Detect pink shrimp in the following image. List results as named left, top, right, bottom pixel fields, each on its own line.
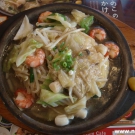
left=38, top=11, right=52, bottom=23
left=25, top=48, right=45, bottom=67
left=104, top=42, right=119, bottom=58
left=89, top=27, right=106, bottom=41
left=14, top=89, right=34, bottom=109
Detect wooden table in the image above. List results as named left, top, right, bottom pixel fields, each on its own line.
left=0, top=14, right=135, bottom=134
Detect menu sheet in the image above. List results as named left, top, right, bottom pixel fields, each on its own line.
left=82, top=0, right=124, bottom=21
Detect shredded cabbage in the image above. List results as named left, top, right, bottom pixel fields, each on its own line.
left=58, top=69, right=74, bottom=88
left=65, top=31, right=96, bottom=56
left=47, top=13, right=77, bottom=28
left=65, top=96, right=87, bottom=114
left=71, top=9, right=87, bottom=23
left=14, top=15, right=33, bottom=40
left=37, top=89, right=70, bottom=107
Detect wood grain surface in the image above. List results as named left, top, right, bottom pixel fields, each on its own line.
left=0, top=14, right=135, bottom=134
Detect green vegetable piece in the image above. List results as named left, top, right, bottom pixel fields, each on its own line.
left=64, top=47, right=68, bottom=51
left=47, top=55, right=53, bottom=61
left=41, top=78, right=53, bottom=90
left=53, top=46, right=57, bottom=51
left=59, top=14, right=66, bottom=21
left=49, top=13, right=66, bottom=21
left=36, top=100, right=49, bottom=106
left=62, top=62, right=67, bottom=68
left=38, top=89, right=69, bottom=107
left=60, top=42, right=65, bottom=48
left=67, top=61, right=72, bottom=68
left=65, top=55, right=72, bottom=62
left=50, top=13, right=66, bottom=21
left=29, top=67, right=34, bottom=83
left=53, top=54, right=63, bottom=63
left=51, top=48, right=75, bottom=71
left=47, top=13, right=66, bottom=23
left=53, top=62, right=61, bottom=70
left=80, top=15, right=94, bottom=33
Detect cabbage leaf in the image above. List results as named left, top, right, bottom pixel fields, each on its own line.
left=41, top=78, right=53, bottom=90
left=58, top=69, right=74, bottom=88
left=64, top=96, right=87, bottom=114
left=47, top=13, right=77, bottom=28
left=91, top=80, right=101, bottom=97
left=16, top=38, right=43, bottom=67
left=14, top=15, right=33, bottom=40
left=71, top=9, right=87, bottom=23
left=65, top=32, right=96, bottom=56
left=71, top=9, right=94, bottom=33
left=37, top=89, right=69, bottom=107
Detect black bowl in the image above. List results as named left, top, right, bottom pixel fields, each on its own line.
left=0, top=3, right=135, bottom=135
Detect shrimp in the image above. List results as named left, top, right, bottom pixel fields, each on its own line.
left=89, top=27, right=106, bottom=41
left=38, top=11, right=52, bottom=23
left=14, top=89, right=34, bottom=109
left=25, top=48, right=45, bottom=67
left=104, top=42, right=119, bottom=58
